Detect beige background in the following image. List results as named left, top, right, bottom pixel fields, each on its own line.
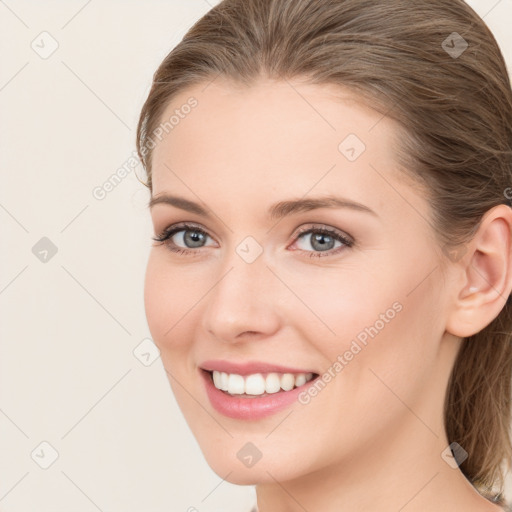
left=1, top=1, right=511, bottom=510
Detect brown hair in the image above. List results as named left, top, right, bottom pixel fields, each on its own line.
left=136, top=0, right=512, bottom=503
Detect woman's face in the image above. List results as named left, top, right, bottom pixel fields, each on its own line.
left=145, top=78, right=457, bottom=484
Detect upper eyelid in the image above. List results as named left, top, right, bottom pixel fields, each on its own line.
left=298, top=224, right=352, bottom=240
left=155, top=223, right=217, bottom=243
left=156, top=222, right=353, bottom=246
left=158, top=221, right=349, bottom=236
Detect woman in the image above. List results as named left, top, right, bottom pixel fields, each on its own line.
left=137, top=0, right=512, bottom=510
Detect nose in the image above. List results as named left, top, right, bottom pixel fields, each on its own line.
left=200, top=253, right=282, bottom=344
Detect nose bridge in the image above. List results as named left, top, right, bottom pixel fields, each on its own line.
left=201, top=244, right=280, bottom=341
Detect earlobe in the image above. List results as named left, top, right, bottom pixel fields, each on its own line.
left=446, top=204, right=512, bottom=338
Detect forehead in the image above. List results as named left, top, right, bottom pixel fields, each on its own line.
left=149, top=77, right=427, bottom=227
left=153, top=78, right=389, bottom=152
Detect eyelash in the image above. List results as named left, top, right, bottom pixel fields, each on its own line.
left=152, top=222, right=354, bottom=258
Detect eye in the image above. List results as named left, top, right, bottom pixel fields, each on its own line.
left=152, top=223, right=216, bottom=255
left=152, top=223, right=354, bottom=258
left=290, top=225, right=353, bottom=258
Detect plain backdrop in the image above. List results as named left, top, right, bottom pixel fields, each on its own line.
left=1, top=1, right=511, bottom=511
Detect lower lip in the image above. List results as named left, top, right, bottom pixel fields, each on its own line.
left=201, top=369, right=316, bottom=420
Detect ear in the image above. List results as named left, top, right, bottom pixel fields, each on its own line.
left=445, top=204, right=512, bottom=338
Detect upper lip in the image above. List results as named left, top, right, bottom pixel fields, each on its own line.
left=200, top=359, right=318, bottom=376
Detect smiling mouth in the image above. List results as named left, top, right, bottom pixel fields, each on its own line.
left=204, top=369, right=319, bottom=397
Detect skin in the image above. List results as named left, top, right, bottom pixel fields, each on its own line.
left=144, top=77, right=512, bottom=512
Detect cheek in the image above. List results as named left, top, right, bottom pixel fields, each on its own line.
left=321, top=270, right=444, bottom=425
left=143, top=251, right=202, bottom=353
left=143, top=254, right=169, bottom=342
left=276, top=261, right=398, bottom=350
left=284, top=254, right=443, bottom=392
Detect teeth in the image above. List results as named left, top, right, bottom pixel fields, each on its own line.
left=245, top=373, right=266, bottom=395
left=281, top=373, right=295, bottom=391
left=220, top=372, right=229, bottom=391
left=265, top=373, right=281, bottom=394
left=228, top=373, right=245, bottom=394
left=211, top=370, right=315, bottom=396
left=212, top=370, right=221, bottom=389
left=295, top=374, right=306, bottom=387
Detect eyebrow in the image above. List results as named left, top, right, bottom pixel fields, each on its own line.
left=148, top=194, right=378, bottom=220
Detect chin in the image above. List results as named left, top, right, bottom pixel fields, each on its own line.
left=198, top=441, right=311, bottom=486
